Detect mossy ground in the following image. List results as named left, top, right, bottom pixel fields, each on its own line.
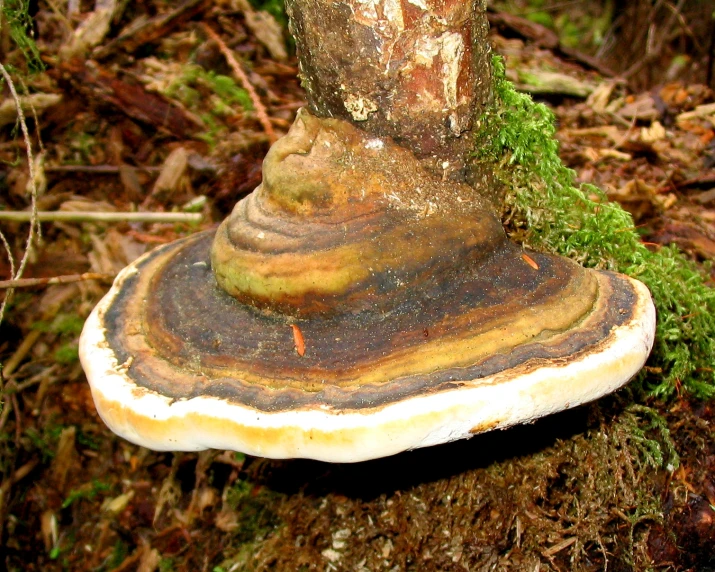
left=208, top=62, right=715, bottom=572
left=210, top=397, right=679, bottom=571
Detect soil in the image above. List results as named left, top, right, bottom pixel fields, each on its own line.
left=1, top=1, right=714, bottom=571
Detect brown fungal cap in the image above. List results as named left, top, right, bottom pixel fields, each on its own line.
left=80, top=112, right=656, bottom=463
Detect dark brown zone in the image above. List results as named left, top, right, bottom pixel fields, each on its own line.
left=150, top=233, right=575, bottom=369
left=102, top=232, right=638, bottom=412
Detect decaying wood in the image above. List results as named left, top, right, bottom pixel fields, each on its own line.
left=559, top=45, right=617, bottom=79
left=512, top=69, right=596, bottom=97
left=487, top=8, right=617, bottom=78
left=93, top=0, right=212, bottom=60
left=668, top=172, right=715, bottom=193
left=487, top=8, right=560, bottom=49
left=148, top=146, right=190, bottom=201
left=62, top=59, right=204, bottom=138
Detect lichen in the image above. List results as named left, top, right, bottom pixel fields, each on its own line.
left=477, top=55, right=715, bottom=399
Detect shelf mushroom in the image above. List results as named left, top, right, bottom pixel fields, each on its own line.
left=80, top=0, right=656, bottom=463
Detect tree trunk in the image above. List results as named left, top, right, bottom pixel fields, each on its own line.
left=286, top=0, right=492, bottom=191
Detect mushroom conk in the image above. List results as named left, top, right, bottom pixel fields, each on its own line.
left=80, top=111, right=656, bottom=463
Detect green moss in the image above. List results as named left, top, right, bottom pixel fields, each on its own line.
left=61, top=480, right=111, bottom=509
left=621, top=403, right=679, bottom=469
left=208, top=73, right=254, bottom=111
left=23, top=426, right=57, bottom=462
left=525, top=11, right=553, bottom=28
left=1, top=0, right=43, bottom=71
left=106, top=541, right=130, bottom=570
left=54, top=341, right=79, bottom=364
left=164, top=65, right=253, bottom=148
left=478, top=55, right=715, bottom=399
left=238, top=399, right=674, bottom=570
left=166, top=65, right=252, bottom=112
left=76, top=428, right=102, bottom=451
left=214, top=480, right=283, bottom=571
left=227, top=481, right=280, bottom=544
left=50, top=314, right=84, bottom=336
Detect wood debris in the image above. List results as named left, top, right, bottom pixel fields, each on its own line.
left=62, top=59, right=204, bottom=138
left=0, top=93, right=62, bottom=128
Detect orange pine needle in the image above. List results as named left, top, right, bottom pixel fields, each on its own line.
left=521, top=253, right=539, bottom=270
left=291, top=324, right=305, bottom=357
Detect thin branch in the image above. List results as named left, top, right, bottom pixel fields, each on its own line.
left=663, top=0, right=703, bottom=52
left=0, top=457, right=41, bottom=542
left=0, top=62, right=40, bottom=327
left=2, top=330, right=42, bottom=380
left=17, top=75, right=45, bottom=154
left=201, top=23, right=278, bottom=144
left=0, top=230, right=15, bottom=287
left=45, top=164, right=161, bottom=173
left=0, top=211, right=203, bottom=223
left=0, top=272, right=115, bottom=290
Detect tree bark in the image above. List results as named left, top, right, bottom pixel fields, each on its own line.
left=286, top=0, right=492, bottom=187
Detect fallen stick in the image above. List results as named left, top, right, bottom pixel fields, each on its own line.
left=45, top=164, right=161, bottom=173
left=1, top=330, right=41, bottom=380
left=62, top=59, right=204, bottom=138
left=0, top=272, right=115, bottom=290
left=202, top=23, right=278, bottom=144
left=0, top=211, right=203, bottom=223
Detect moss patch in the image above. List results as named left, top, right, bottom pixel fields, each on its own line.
left=230, top=399, right=677, bottom=571
left=478, top=56, right=715, bottom=399
left=1, top=0, right=43, bottom=71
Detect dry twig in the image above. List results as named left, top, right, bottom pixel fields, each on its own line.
left=0, top=211, right=203, bottom=223
left=0, top=272, right=115, bottom=290
left=201, top=23, right=278, bottom=144
left=0, top=458, right=41, bottom=528
left=44, top=164, right=161, bottom=173
left=2, top=330, right=42, bottom=380
left=0, top=63, right=41, bottom=327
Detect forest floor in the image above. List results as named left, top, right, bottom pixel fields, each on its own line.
left=1, top=1, right=714, bottom=571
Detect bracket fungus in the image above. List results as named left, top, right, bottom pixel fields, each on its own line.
left=80, top=0, right=656, bottom=463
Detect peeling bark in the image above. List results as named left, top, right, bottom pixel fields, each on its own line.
left=286, top=0, right=492, bottom=189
